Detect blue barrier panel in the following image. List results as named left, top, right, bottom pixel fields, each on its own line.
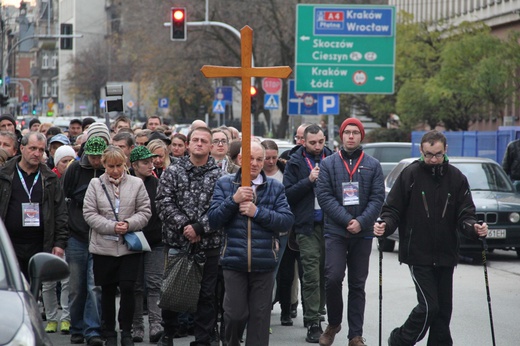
left=477, top=132, right=498, bottom=161
left=462, top=131, right=477, bottom=157
left=411, top=132, right=425, bottom=157
left=444, top=132, right=464, bottom=156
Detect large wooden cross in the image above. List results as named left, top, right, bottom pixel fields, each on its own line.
left=201, top=26, right=292, bottom=186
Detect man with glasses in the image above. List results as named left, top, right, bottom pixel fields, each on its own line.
left=283, top=124, right=334, bottom=343
left=374, top=130, right=488, bottom=346
left=210, top=129, right=239, bottom=174
left=316, top=118, right=385, bottom=346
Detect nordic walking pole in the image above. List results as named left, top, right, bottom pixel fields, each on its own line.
left=479, top=220, right=497, bottom=346
left=376, top=217, right=384, bottom=346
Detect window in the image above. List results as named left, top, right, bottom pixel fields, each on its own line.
left=42, top=81, right=49, bottom=97
left=51, top=53, right=58, bottom=69
left=51, top=81, right=58, bottom=97
left=42, top=53, right=49, bottom=69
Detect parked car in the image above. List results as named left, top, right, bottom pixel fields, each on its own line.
left=0, top=219, right=69, bottom=345
left=379, top=157, right=520, bottom=257
left=362, top=142, right=413, bottom=177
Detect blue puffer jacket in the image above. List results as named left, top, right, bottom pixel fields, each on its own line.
left=208, top=169, right=294, bottom=273
left=316, top=148, right=385, bottom=238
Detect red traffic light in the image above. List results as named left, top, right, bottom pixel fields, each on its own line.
left=250, top=86, right=258, bottom=97
left=170, top=7, right=186, bottom=41
left=173, top=9, right=184, bottom=21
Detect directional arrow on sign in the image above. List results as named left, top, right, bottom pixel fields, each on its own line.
left=300, top=36, right=310, bottom=41
left=375, top=76, right=385, bottom=81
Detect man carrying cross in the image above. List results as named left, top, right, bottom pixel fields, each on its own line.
left=208, top=141, right=294, bottom=345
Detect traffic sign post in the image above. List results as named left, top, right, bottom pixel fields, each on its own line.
left=158, top=98, right=169, bottom=109
left=287, top=80, right=339, bottom=116
left=295, top=5, right=396, bottom=94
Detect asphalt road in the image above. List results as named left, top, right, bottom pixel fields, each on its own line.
left=47, top=241, right=520, bottom=345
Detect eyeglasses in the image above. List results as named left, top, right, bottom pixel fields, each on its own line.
left=423, top=153, right=444, bottom=159
left=294, top=136, right=304, bottom=142
left=343, top=130, right=361, bottom=136
left=212, top=139, right=228, bottom=145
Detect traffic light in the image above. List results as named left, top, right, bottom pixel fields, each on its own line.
left=250, top=86, right=258, bottom=113
left=170, top=7, right=186, bottom=41
left=60, top=23, right=73, bottom=50
left=0, top=94, right=9, bottom=107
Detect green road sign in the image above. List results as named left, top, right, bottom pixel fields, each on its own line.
left=295, top=4, right=396, bottom=94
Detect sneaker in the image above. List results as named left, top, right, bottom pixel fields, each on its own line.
left=133, top=326, right=144, bottom=343
left=60, top=320, right=71, bottom=334
left=71, top=334, right=85, bottom=344
left=281, top=314, right=293, bottom=326
left=86, top=336, right=104, bottom=346
left=318, top=324, right=341, bottom=346
left=306, top=322, right=323, bottom=343
left=149, top=324, right=164, bottom=343
left=45, top=321, right=58, bottom=333
left=348, top=336, right=367, bottom=346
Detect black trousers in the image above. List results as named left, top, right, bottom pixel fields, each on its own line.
left=277, top=245, right=302, bottom=316
left=392, top=265, right=455, bottom=346
left=162, top=254, right=219, bottom=346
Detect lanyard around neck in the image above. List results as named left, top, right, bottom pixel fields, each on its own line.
left=16, top=165, right=40, bottom=203
left=338, top=151, right=364, bottom=182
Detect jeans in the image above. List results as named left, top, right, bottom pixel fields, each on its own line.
left=66, top=236, right=102, bottom=338
left=42, top=254, right=70, bottom=322
left=133, top=245, right=164, bottom=329
left=297, top=223, right=326, bottom=324
left=324, top=235, right=372, bottom=339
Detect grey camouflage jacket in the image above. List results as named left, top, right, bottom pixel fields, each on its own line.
left=156, top=156, right=223, bottom=253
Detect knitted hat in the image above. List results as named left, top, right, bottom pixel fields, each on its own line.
left=0, top=114, right=16, bottom=128
left=86, top=122, right=110, bottom=143
left=29, top=118, right=41, bottom=128
left=339, top=118, right=365, bottom=141
left=49, top=133, right=71, bottom=145
left=84, top=137, right=108, bottom=155
left=54, top=145, right=76, bottom=165
left=130, top=145, right=158, bottom=163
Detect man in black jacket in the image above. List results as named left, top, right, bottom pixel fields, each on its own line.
left=502, top=138, right=520, bottom=182
left=283, top=124, right=333, bottom=343
left=374, top=130, right=489, bottom=346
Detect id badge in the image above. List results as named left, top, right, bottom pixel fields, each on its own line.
left=342, top=182, right=360, bottom=206
left=22, top=203, right=40, bottom=227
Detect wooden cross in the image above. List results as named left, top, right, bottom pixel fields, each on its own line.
left=201, top=25, right=292, bottom=186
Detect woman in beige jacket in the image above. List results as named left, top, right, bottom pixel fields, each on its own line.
left=83, top=145, right=151, bottom=346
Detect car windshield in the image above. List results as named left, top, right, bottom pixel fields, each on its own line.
left=453, top=162, right=513, bottom=192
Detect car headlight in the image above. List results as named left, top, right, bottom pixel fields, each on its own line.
left=6, top=322, right=35, bottom=346
left=509, top=212, right=520, bottom=223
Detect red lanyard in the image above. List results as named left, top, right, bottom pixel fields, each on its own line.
left=303, top=151, right=325, bottom=171
left=338, top=151, right=364, bottom=182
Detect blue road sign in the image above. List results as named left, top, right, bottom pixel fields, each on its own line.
left=100, top=99, right=105, bottom=109
left=288, top=80, right=318, bottom=115
left=158, top=98, right=169, bottom=108
left=318, top=94, right=339, bottom=115
left=5, top=76, right=10, bottom=85
left=215, top=86, right=233, bottom=104
left=212, top=100, right=226, bottom=114
left=288, top=80, right=339, bottom=115
left=264, top=94, right=280, bottom=110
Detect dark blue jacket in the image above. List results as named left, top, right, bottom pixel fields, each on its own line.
left=316, top=148, right=385, bottom=238
left=208, top=169, right=294, bottom=273
left=283, top=145, right=334, bottom=235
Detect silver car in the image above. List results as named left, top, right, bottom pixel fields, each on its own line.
left=0, top=219, right=69, bottom=345
left=380, top=157, right=520, bottom=256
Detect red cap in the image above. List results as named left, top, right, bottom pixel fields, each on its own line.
left=339, top=118, right=365, bottom=141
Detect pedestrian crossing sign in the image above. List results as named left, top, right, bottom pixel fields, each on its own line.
left=264, top=94, right=280, bottom=110
left=212, top=100, right=226, bottom=114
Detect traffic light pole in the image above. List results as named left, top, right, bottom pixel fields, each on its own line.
left=2, top=34, right=82, bottom=95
